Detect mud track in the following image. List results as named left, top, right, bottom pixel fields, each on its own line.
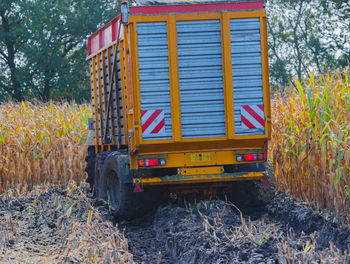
left=122, top=191, right=350, bottom=263
left=0, top=187, right=349, bottom=263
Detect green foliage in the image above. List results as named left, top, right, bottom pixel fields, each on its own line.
left=0, top=0, right=121, bottom=102
left=267, top=0, right=350, bottom=91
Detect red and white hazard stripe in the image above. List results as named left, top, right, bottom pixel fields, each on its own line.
left=141, top=109, right=165, bottom=135
left=241, top=105, right=265, bottom=129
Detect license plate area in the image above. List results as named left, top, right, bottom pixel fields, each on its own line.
left=191, top=153, right=211, bottom=162
left=185, top=152, right=216, bottom=166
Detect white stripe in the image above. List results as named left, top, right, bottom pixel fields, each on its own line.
left=251, top=105, right=264, bottom=119
left=141, top=110, right=154, bottom=126
left=241, top=108, right=263, bottom=129
left=143, top=110, right=165, bottom=135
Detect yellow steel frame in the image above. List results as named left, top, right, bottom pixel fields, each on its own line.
left=178, top=166, right=224, bottom=176
left=136, top=172, right=265, bottom=186
left=137, top=148, right=264, bottom=169
left=88, top=9, right=271, bottom=171
left=126, top=10, right=271, bottom=169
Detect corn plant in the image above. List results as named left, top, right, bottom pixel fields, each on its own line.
left=271, top=70, right=350, bottom=220
left=0, top=101, right=92, bottom=193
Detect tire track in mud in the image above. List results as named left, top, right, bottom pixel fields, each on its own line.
left=121, top=192, right=350, bottom=264
left=1, top=188, right=349, bottom=263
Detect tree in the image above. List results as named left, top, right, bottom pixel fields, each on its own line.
left=0, top=1, right=28, bottom=101
left=267, top=0, right=350, bottom=90
left=23, top=0, right=118, bottom=102
left=0, top=0, right=119, bottom=102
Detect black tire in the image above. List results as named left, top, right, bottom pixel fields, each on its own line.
left=102, top=152, right=160, bottom=221
left=85, top=146, right=96, bottom=192
left=94, top=151, right=110, bottom=200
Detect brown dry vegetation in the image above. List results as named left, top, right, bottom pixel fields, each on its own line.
left=0, top=101, right=91, bottom=193
left=271, top=70, right=350, bottom=220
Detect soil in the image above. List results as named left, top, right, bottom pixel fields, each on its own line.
left=0, top=187, right=349, bottom=263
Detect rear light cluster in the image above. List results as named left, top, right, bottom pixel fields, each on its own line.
left=236, top=153, right=264, bottom=162
left=138, top=159, right=166, bottom=167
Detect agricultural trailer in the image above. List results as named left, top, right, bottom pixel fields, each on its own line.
left=85, top=0, right=273, bottom=220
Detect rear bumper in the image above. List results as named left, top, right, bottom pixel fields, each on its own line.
left=134, top=171, right=265, bottom=186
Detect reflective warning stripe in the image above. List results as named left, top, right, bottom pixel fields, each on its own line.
left=141, top=109, right=165, bottom=135
left=241, top=105, right=265, bottom=129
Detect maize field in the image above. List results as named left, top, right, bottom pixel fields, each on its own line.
left=0, top=101, right=91, bottom=193
left=271, top=70, right=350, bottom=220
left=0, top=72, right=349, bottom=263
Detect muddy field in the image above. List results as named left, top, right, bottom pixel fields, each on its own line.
left=0, top=185, right=349, bottom=263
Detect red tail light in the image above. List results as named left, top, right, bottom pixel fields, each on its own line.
left=264, top=141, right=268, bottom=161
left=244, top=154, right=256, bottom=161
left=236, top=152, right=265, bottom=162
left=138, top=158, right=166, bottom=167
left=147, top=159, right=159, bottom=166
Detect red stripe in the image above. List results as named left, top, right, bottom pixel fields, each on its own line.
left=142, top=110, right=162, bottom=132
left=151, top=119, right=165, bottom=134
left=243, top=105, right=265, bottom=127
left=141, top=110, right=147, bottom=118
left=258, top=105, right=264, bottom=112
left=241, top=115, right=256, bottom=129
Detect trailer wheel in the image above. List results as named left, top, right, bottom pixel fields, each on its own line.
left=85, top=146, right=96, bottom=192
left=102, top=152, right=158, bottom=220
left=94, top=151, right=110, bottom=200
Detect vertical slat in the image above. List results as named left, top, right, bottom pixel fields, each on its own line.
left=231, top=18, right=264, bottom=136
left=124, top=26, right=134, bottom=151
left=119, top=40, right=129, bottom=144
left=107, top=45, right=115, bottom=145
left=136, top=22, right=173, bottom=141
left=260, top=16, right=271, bottom=139
left=97, top=53, right=104, bottom=148
left=221, top=12, right=235, bottom=139
left=167, top=15, right=181, bottom=142
left=112, top=45, right=119, bottom=144
left=177, top=20, right=226, bottom=138
left=92, top=57, right=100, bottom=146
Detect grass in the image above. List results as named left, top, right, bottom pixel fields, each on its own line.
left=0, top=101, right=91, bottom=193
left=271, top=70, right=350, bottom=220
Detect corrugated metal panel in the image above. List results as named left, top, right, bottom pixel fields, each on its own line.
left=177, top=20, right=226, bottom=138
left=137, top=22, right=172, bottom=140
left=231, top=18, right=265, bottom=135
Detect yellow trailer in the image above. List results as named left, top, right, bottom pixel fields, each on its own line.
left=85, top=1, right=273, bottom=220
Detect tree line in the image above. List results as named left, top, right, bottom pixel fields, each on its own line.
left=0, top=0, right=349, bottom=102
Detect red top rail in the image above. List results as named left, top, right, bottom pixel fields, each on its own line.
left=87, top=1, right=264, bottom=55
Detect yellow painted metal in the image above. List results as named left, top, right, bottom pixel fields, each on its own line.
left=97, top=53, right=104, bottom=150
left=260, top=16, right=272, bottom=140
left=134, top=149, right=264, bottom=169
left=106, top=47, right=115, bottom=145
left=89, top=9, right=271, bottom=174
left=175, top=12, right=221, bottom=21
left=92, top=57, right=99, bottom=147
left=136, top=172, right=264, bottom=186
left=119, top=40, right=128, bottom=144
left=178, top=166, right=224, bottom=176
left=126, top=23, right=138, bottom=169
left=128, top=10, right=270, bottom=149
left=167, top=15, right=182, bottom=142
left=221, top=12, right=235, bottom=139
left=130, top=22, right=142, bottom=149
left=129, top=15, right=169, bottom=23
